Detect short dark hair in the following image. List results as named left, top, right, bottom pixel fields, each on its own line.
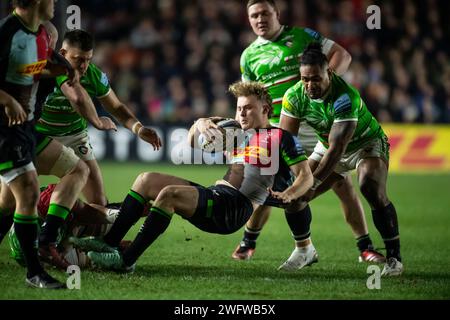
left=246, top=0, right=277, bottom=10
left=63, top=29, right=94, bottom=51
left=300, top=42, right=328, bottom=69
left=229, top=81, right=273, bottom=119
left=13, top=0, right=34, bottom=8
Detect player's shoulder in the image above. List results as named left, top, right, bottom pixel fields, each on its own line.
left=86, top=63, right=109, bottom=86
left=285, top=80, right=304, bottom=97
left=331, top=74, right=360, bottom=101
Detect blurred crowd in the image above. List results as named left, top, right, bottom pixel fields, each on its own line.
left=4, top=0, right=450, bottom=124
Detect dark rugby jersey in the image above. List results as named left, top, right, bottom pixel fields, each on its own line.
left=0, top=12, right=51, bottom=124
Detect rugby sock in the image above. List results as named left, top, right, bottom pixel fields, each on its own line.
left=122, top=206, right=172, bottom=266
left=285, top=205, right=312, bottom=242
left=0, top=209, right=13, bottom=244
left=104, top=190, right=146, bottom=248
left=371, top=202, right=401, bottom=261
left=13, top=213, right=44, bottom=277
left=39, top=203, right=70, bottom=245
left=356, top=234, right=374, bottom=252
left=241, top=226, right=261, bottom=249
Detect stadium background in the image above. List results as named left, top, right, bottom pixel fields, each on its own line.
left=1, top=0, right=449, bottom=301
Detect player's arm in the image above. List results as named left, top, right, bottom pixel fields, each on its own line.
left=60, top=80, right=117, bottom=131
left=98, top=89, right=162, bottom=150
left=326, top=42, right=352, bottom=76
left=0, top=89, right=27, bottom=126
left=279, top=113, right=300, bottom=135
left=312, top=120, right=356, bottom=186
left=270, top=160, right=313, bottom=204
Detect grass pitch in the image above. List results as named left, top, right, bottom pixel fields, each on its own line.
left=0, top=162, right=449, bottom=300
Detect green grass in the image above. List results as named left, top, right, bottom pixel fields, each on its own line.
left=1, top=162, right=450, bottom=299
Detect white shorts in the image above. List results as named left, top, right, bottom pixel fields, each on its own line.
left=53, top=131, right=95, bottom=161
left=0, top=162, right=36, bottom=185
left=310, top=136, right=390, bottom=176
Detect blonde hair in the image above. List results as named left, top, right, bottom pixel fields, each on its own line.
left=229, top=81, right=273, bottom=118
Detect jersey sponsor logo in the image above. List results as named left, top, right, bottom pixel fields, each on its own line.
left=17, top=60, right=47, bottom=75
left=78, top=145, right=89, bottom=155
left=333, top=94, right=352, bottom=115
left=100, top=72, right=109, bottom=87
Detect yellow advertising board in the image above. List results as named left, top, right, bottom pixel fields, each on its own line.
left=383, top=124, right=450, bottom=172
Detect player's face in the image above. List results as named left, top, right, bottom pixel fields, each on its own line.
left=247, top=2, right=281, bottom=39
left=236, top=95, right=269, bottom=130
left=38, top=0, right=56, bottom=21
left=300, top=64, right=331, bottom=100
left=60, top=45, right=93, bottom=76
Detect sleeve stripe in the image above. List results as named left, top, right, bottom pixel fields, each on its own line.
left=281, top=110, right=301, bottom=119
left=97, top=87, right=111, bottom=99
left=333, top=118, right=358, bottom=123
left=285, top=154, right=308, bottom=166
left=321, top=39, right=335, bottom=56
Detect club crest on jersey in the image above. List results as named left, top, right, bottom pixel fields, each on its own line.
left=17, top=60, right=47, bottom=75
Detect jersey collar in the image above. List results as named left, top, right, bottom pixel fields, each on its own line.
left=255, top=26, right=285, bottom=45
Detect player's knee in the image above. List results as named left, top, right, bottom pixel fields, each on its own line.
left=156, top=186, right=179, bottom=206
left=69, top=160, right=90, bottom=185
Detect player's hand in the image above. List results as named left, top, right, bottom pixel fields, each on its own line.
left=96, top=116, right=117, bottom=131
left=268, top=188, right=296, bottom=204
left=138, top=127, right=162, bottom=150
left=4, top=98, right=27, bottom=126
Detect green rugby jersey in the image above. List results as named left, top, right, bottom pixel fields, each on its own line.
left=35, top=63, right=111, bottom=136
left=281, top=74, right=385, bottom=152
left=240, top=26, right=334, bottom=125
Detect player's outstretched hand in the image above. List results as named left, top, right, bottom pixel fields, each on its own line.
left=138, top=127, right=162, bottom=150
left=4, top=98, right=27, bottom=126
left=268, top=188, right=295, bottom=204
left=97, top=116, right=117, bottom=131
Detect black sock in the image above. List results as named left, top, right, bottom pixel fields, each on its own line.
left=104, top=190, right=147, bottom=248
left=372, top=202, right=401, bottom=261
left=241, top=226, right=261, bottom=249
left=122, top=206, right=172, bottom=266
left=0, top=212, right=14, bottom=244
left=285, top=205, right=312, bottom=242
left=39, top=204, right=70, bottom=245
left=356, top=234, right=374, bottom=252
left=13, top=213, right=44, bottom=278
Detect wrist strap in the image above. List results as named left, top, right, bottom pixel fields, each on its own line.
left=132, top=122, right=143, bottom=135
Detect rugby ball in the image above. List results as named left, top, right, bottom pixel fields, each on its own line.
left=198, top=119, right=242, bottom=152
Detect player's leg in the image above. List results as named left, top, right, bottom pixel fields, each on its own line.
left=7, top=169, right=64, bottom=288
left=278, top=199, right=319, bottom=271
left=83, top=159, right=107, bottom=205
left=71, top=172, right=193, bottom=252
left=55, top=131, right=107, bottom=206
left=36, top=139, right=89, bottom=242
left=231, top=205, right=271, bottom=260
left=309, top=142, right=384, bottom=263
left=0, top=180, right=15, bottom=244
left=89, top=185, right=199, bottom=271
left=357, top=156, right=402, bottom=276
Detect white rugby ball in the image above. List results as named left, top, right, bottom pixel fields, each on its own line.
left=199, top=119, right=242, bottom=152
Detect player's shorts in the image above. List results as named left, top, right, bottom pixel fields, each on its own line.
left=188, top=184, right=253, bottom=235
left=298, top=122, right=319, bottom=156
left=0, top=122, right=36, bottom=184
left=53, top=130, right=95, bottom=161
left=310, top=135, right=390, bottom=176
